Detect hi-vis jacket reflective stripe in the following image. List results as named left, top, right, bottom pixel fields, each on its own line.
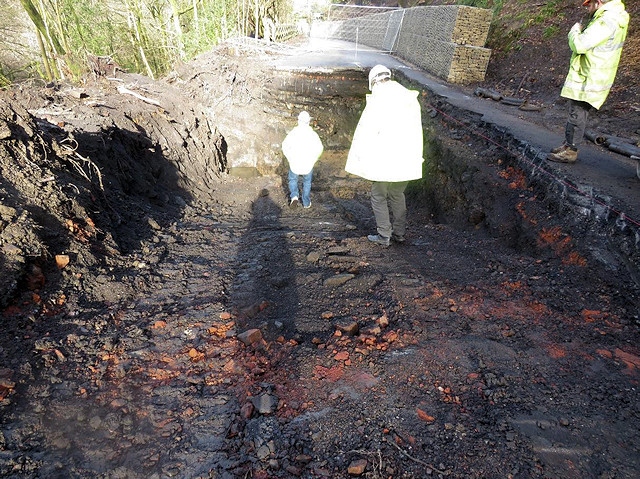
left=345, top=80, right=423, bottom=182
left=561, top=0, right=629, bottom=110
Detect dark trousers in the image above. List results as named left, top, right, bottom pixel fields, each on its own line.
left=565, top=99, right=593, bottom=148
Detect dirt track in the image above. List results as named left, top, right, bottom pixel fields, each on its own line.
left=1, top=42, right=639, bottom=478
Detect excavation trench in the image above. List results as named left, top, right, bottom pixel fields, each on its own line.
left=1, top=52, right=639, bottom=479
left=253, top=68, right=640, bottom=282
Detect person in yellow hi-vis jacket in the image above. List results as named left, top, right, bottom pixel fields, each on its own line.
left=548, top=0, right=629, bottom=164
left=345, top=65, right=423, bottom=246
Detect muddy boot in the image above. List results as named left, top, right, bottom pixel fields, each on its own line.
left=367, top=234, right=390, bottom=247
left=550, top=143, right=569, bottom=154
left=547, top=144, right=578, bottom=163
left=391, top=234, right=405, bottom=244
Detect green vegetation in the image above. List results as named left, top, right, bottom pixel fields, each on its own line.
left=532, top=0, right=564, bottom=26
left=1, top=0, right=296, bottom=84
left=456, top=0, right=504, bottom=15
left=543, top=25, right=560, bottom=40
left=483, top=0, right=566, bottom=53
left=1, top=0, right=576, bottom=85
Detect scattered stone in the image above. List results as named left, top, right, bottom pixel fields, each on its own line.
left=306, top=251, right=321, bottom=263
left=347, top=458, right=367, bottom=475
left=335, top=318, right=359, bottom=336
left=256, top=443, right=271, bottom=459
left=417, top=407, right=435, bottom=423
left=362, top=325, right=381, bottom=336
left=238, top=328, right=262, bottom=346
left=285, top=465, right=302, bottom=476
left=147, top=217, right=162, bottom=230
left=377, top=314, right=389, bottom=328
left=251, top=393, right=278, bottom=414
left=323, top=273, right=355, bottom=287
left=295, top=454, right=312, bottom=464
left=334, top=351, right=349, bottom=361
left=55, top=254, right=70, bottom=269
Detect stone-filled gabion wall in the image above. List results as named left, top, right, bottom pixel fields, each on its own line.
left=320, top=5, right=492, bottom=84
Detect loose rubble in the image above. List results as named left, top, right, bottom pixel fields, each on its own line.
left=0, top=41, right=639, bottom=479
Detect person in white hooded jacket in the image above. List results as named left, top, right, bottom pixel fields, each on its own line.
left=282, top=110, right=324, bottom=208
left=345, top=65, right=424, bottom=246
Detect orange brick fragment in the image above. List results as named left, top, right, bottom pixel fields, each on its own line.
left=416, top=407, right=435, bottom=423
left=334, top=351, right=349, bottom=361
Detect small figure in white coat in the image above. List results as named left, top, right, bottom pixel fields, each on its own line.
left=345, top=65, right=424, bottom=246
left=282, top=111, right=324, bottom=208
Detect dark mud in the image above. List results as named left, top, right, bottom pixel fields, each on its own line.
left=1, top=41, right=639, bottom=479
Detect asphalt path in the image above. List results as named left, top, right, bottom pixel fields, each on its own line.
left=273, top=38, right=640, bottom=229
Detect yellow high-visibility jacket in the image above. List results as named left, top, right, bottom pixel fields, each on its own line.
left=345, top=80, right=423, bottom=182
left=561, top=0, right=629, bottom=110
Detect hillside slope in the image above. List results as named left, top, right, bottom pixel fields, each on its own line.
left=424, top=0, right=639, bottom=138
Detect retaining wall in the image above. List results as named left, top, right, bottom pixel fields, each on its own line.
left=318, top=5, right=492, bottom=84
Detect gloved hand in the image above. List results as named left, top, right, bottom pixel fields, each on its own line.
left=571, top=22, right=582, bottom=33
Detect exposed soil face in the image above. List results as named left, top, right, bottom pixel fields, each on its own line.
left=1, top=32, right=639, bottom=479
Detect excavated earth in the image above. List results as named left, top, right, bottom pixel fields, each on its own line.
left=1, top=40, right=639, bottom=479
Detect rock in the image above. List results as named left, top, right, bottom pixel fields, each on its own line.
left=335, top=318, right=359, bottom=336
left=306, top=251, right=321, bottom=263
left=55, top=254, right=70, bottom=269
left=147, top=217, right=162, bottom=230
left=251, top=393, right=278, bottom=414
left=377, top=314, right=389, bottom=328
left=238, top=328, right=262, bottom=346
left=347, top=459, right=367, bottom=475
left=334, top=351, right=349, bottom=361
left=256, top=443, right=271, bottom=460
left=285, top=465, right=302, bottom=476
left=323, top=273, right=355, bottom=287
left=295, top=454, right=312, bottom=464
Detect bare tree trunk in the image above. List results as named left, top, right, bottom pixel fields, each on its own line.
left=35, top=28, right=53, bottom=81
left=168, top=0, right=185, bottom=60
left=50, top=0, right=70, bottom=54
left=192, top=0, right=199, bottom=32
left=124, top=0, right=155, bottom=79
left=20, top=0, right=65, bottom=79
left=254, top=0, right=258, bottom=38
